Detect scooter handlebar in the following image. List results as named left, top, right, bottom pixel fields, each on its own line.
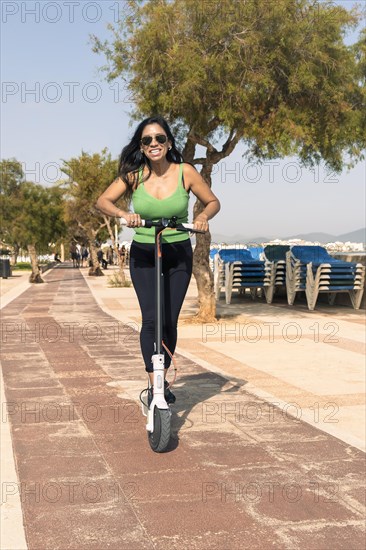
left=119, top=218, right=205, bottom=233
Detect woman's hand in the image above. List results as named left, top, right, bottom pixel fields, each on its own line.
left=193, top=213, right=209, bottom=232
left=121, top=212, right=142, bottom=227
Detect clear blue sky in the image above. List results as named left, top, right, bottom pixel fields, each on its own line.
left=1, top=0, right=365, bottom=238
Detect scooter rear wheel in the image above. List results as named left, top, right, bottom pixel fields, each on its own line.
left=148, top=406, right=171, bottom=453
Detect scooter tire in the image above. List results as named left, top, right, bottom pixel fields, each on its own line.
left=148, top=406, right=171, bottom=453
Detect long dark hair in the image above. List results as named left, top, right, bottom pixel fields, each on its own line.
left=118, top=115, right=184, bottom=198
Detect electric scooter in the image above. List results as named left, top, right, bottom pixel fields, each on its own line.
left=120, top=216, right=204, bottom=452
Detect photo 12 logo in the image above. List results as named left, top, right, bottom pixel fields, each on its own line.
left=1, top=320, right=140, bottom=344
left=201, top=321, right=340, bottom=344
left=213, top=160, right=339, bottom=185
left=2, top=400, right=141, bottom=425
left=201, top=480, right=339, bottom=504
left=2, top=480, right=139, bottom=505
left=1, top=81, right=136, bottom=104
left=1, top=2, right=130, bottom=24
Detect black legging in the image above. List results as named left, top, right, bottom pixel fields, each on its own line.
left=129, top=239, right=192, bottom=373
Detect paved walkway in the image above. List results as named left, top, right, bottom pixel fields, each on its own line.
left=1, top=264, right=365, bottom=549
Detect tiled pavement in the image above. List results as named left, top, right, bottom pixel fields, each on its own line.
left=1, top=264, right=365, bottom=549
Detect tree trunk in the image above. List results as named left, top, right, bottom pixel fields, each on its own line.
left=192, top=163, right=216, bottom=322
left=88, top=240, right=104, bottom=276
left=10, top=243, right=19, bottom=266
left=75, top=222, right=105, bottom=276
left=116, top=248, right=127, bottom=283
left=192, top=228, right=216, bottom=322
left=104, top=216, right=126, bottom=284
left=27, top=244, right=43, bottom=283
left=183, top=128, right=240, bottom=320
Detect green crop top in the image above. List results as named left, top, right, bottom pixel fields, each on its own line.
left=131, top=163, right=190, bottom=244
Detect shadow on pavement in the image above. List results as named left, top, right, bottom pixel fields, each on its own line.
left=166, top=371, right=247, bottom=452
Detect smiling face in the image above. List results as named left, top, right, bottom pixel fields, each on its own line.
left=140, top=123, right=171, bottom=162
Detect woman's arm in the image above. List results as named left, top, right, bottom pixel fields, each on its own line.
left=183, top=163, right=221, bottom=231
left=96, top=177, right=128, bottom=217
left=96, top=177, right=141, bottom=225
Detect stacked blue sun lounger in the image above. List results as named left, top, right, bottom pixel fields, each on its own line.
left=246, top=246, right=264, bottom=261
left=213, top=249, right=248, bottom=301
left=286, top=245, right=365, bottom=310
left=213, top=247, right=273, bottom=304
left=209, top=247, right=219, bottom=271
left=262, top=245, right=290, bottom=303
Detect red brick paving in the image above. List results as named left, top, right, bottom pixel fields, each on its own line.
left=1, top=265, right=365, bottom=549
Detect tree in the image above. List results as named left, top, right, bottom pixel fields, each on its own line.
left=1, top=159, right=67, bottom=281
left=92, top=0, right=365, bottom=320
left=0, top=159, right=24, bottom=264
left=352, top=27, right=366, bottom=161
left=13, top=182, right=66, bottom=282
left=61, top=150, right=128, bottom=277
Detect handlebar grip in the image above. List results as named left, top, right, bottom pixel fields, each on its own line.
left=119, top=217, right=146, bottom=227
left=176, top=222, right=205, bottom=234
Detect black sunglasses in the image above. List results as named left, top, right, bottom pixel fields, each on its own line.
left=140, top=134, right=168, bottom=146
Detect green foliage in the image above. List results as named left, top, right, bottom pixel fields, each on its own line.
left=13, top=262, right=32, bottom=270
left=0, top=158, right=24, bottom=195
left=107, top=271, right=132, bottom=287
left=351, top=27, right=366, bottom=162
left=15, top=182, right=66, bottom=252
left=0, top=159, right=24, bottom=248
left=0, top=159, right=67, bottom=252
left=61, top=149, right=121, bottom=245
left=92, top=0, right=365, bottom=171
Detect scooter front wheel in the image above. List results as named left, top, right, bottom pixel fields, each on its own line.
left=148, top=406, right=171, bottom=453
